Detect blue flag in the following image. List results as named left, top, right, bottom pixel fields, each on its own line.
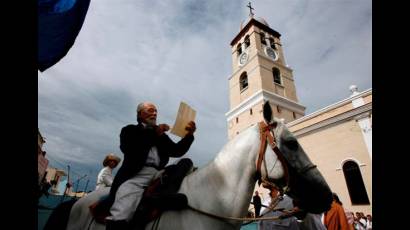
left=38, top=0, right=91, bottom=72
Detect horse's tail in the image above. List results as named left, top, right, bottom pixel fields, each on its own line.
left=44, top=199, right=78, bottom=230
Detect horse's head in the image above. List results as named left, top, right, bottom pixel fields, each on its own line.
left=260, top=101, right=332, bottom=214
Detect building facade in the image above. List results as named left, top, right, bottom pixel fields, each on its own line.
left=288, top=86, right=372, bottom=214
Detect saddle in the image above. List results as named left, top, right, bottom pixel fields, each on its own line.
left=90, top=158, right=194, bottom=227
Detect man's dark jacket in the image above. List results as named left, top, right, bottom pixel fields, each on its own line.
left=103, top=123, right=194, bottom=209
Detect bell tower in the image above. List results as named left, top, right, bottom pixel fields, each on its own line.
left=225, top=7, right=306, bottom=140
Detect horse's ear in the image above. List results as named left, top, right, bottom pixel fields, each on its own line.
left=263, top=101, right=272, bottom=123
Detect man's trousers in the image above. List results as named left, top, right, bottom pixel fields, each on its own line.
left=107, top=166, right=160, bottom=221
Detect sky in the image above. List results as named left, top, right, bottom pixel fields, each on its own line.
left=38, top=0, right=372, bottom=191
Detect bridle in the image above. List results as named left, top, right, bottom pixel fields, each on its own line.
left=256, top=121, right=318, bottom=192
left=256, top=121, right=290, bottom=194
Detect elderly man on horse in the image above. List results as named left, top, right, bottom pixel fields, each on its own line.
left=99, top=102, right=196, bottom=230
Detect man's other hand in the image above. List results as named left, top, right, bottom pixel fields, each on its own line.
left=156, top=124, right=170, bottom=136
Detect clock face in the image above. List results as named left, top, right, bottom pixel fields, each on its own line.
left=265, top=47, right=277, bottom=61
left=239, top=52, right=248, bottom=66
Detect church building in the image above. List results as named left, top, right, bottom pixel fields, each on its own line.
left=225, top=7, right=372, bottom=216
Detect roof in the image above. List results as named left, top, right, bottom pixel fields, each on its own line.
left=230, top=17, right=281, bottom=46
left=287, top=88, right=372, bottom=135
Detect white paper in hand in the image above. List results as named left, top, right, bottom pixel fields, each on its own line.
left=170, top=102, right=196, bottom=137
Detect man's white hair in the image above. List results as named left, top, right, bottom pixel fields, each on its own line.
left=136, top=102, right=146, bottom=114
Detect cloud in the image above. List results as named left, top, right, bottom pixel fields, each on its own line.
left=39, top=0, right=371, bottom=189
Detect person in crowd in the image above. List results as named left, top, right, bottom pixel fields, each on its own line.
left=353, top=212, right=367, bottom=230
left=253, top=191, right=262, bottom=217
left=258, top=183, right=300, bottom=230
left=345, top=211, right=355, bottom=230
left=95, top=154, right=121, bottom=190
left=298, top=212, right=326, bottom=230
left=324, top=193, right=350, bottom=230
left=365, top=214, right=372, bottom=230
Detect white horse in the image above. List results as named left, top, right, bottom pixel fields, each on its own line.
left=52, top=102, right=332, bottom=230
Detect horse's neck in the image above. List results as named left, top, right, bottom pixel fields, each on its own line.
left=180, top=127, right=260, bottom=218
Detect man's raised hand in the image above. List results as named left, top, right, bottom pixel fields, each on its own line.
left=185, top=121, right=196, bottom=136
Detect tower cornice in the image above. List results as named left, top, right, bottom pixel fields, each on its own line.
left=225, top=89, right=306, bottom=121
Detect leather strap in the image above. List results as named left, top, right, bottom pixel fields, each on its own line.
left=257, top=122, right=290, bottom=189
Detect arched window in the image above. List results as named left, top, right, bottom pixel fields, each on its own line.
left=237, top=44, right=242, bottom=56
left=240, top=72, right=248, bottom=91
left=244, top=35, right=250, bottom=49
left=269, top=38, right=276, bottom=50
left=342, top=161, right=370, bottom=205
left=272, top=68, right=281, bottom=85
left=260, top=33, right=266, bottom=45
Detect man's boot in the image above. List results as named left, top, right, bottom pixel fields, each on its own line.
left=105, top=219, right=129, bottom=230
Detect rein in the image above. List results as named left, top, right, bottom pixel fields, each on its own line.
left=187, top=195, right=301, bottom=223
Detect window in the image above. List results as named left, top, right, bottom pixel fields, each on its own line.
left=240, top=72, right=248, bottom=91
left=250, top=108, right=253, bottom=115
left=293, top=112, right=296, bottom=119
left=269, top=38, right=276, bottom=50
left=236, top=117, right=239, bottom=123
left=237, top=44, right=242, bottom=56
left=342, top=161, right=370, bottom=205
left=260, top=32, right=266, bottom=45
left=276, top=105, right=281, bottom=113
left=244, top=35, right=250, bottom=48
left=272, top=68, right=281, bottom=85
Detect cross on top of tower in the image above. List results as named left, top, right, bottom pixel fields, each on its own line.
left=247, top=2, right=255, bottom=17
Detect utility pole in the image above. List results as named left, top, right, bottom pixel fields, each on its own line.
left=83, top=179, right=90, bottom=197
